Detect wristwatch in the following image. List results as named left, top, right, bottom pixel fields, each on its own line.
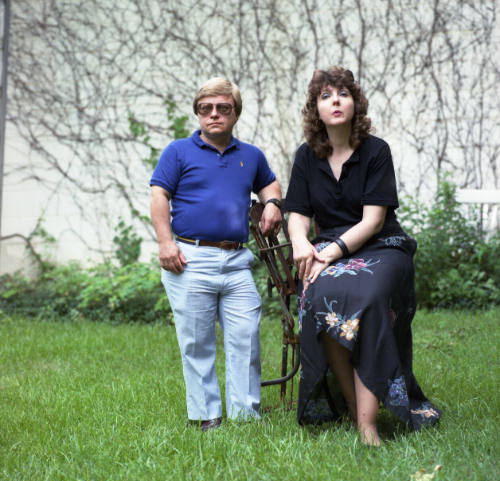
left=265, top=198, right=282, bottom=209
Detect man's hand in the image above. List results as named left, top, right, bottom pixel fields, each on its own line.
left=257, top=180, right=282, bottom=236
left=260, top=202, right=282, bottom=236
left=159, top=240, right=187, bottom=274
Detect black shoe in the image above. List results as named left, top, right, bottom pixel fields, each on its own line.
left=200, top=417, right=222, bottom=432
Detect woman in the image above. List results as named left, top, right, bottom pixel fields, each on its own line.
left=285, top=66, right=441, bottom=446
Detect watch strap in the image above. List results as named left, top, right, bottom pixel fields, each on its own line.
left=265, top=198, right=282, bottom=209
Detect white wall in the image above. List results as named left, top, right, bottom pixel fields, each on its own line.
left=1, top=0, right=499, bottom=276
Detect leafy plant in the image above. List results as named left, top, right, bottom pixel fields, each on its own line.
left=128, top=94, right=190, bottom=170
left=399, top=179, right=500, bottom=309
left=2, top=178, right=498, bottom=322
left=77, top=262, right=171, bottom=324
left=113, top=219, right=142, bottom=267
left=0, top=262, right=172, bottom=324
left=164, top=95, right=190, bottom=140
left=432, top=263, right=499, bottom=308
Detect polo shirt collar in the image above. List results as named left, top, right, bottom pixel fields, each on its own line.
left=346, top=148, right=360, bottom=164
left=318, top=147, right=360, bottom=179
left=191, top=129, right=240, bottom=152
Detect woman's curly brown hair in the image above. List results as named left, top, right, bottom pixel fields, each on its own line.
left=302, top=66, right=372, bottom=159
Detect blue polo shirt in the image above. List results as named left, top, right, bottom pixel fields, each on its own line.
left=150, top=130, right=276, bottom=242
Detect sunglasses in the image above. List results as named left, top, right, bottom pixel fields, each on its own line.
left=196, top=102, right=234, bottom=116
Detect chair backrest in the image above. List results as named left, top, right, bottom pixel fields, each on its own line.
left=249, top=202, right=297, bottom=300
left=249, top=202, right=301, bottom=396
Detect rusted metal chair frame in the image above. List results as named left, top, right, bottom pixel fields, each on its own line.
left=249, top=201, right=300, bottom=402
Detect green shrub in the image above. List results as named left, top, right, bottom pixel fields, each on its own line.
left=432, top=262, right=499, bottom=308
left=0, top=241, right=283, bottom=324
left=0, top=262, right=172, bottom=324
left=3, top=179, right=497, bottom=321
left=399, top=180, right=500, bottom=309
left=78, top=262, right=171, bottom=323
left=112, top=219, right=142, bottom=267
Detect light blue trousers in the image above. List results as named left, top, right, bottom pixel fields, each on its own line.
left=162, top=242, right=262, bottom=421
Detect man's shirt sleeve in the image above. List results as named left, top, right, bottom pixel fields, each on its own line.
left=150, top=143, right=181, bottom=194
left=252, top=149, right=276, bottom=194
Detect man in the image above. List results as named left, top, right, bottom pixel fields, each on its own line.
left=150, top=77, right=282, bottom=431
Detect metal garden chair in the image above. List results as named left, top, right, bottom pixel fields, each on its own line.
left=249, top=201, right=300, bottom=402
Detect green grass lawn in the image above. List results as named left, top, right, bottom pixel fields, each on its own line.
left=0, top=309, right=498, bottom=480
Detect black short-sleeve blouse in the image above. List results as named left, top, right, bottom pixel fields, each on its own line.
left=284, top=135, right=400, bottom=233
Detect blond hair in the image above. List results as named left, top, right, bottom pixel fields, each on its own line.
left=193, top=77, right=242, bottom=117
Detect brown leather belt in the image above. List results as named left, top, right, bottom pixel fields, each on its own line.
left=176, top=236, right=243, bottom=250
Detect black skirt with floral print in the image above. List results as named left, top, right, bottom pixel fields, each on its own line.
left=297, top=228, right=441, bottom=430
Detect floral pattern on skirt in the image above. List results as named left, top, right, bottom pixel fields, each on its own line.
left=297, top=230, right=441, bottom=430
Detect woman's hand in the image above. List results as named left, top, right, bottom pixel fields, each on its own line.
left=288, top=212, right=327, bottom=281
left=303, top=248, right=337, bottom=290
left=292, top=238, right=324, bottom=280
left=304, top=255, right=329, bottom=285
